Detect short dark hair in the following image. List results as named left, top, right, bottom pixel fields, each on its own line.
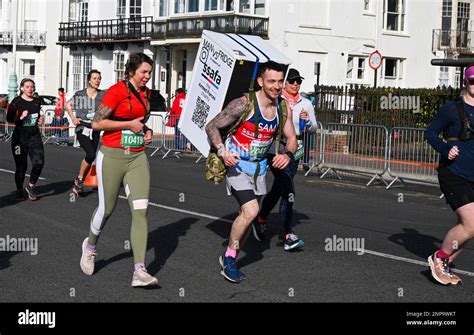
left=58, top=87, right=65, bottom=93
left=258, top=61, right=285, bottom=78
left=87, top=69, right=101, bottom=82
left=176, top=88, right=185, bottom=94
left=125, top=53, right=153, bottom=80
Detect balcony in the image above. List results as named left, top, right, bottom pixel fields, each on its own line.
left=0, top=31, right=47, bottom=47
left=152, top=14, right=269, bottom=39
left=432, top=29, right=474, bottom=54
left=58, top=16, right=155, bottom=45
left=58, top=14, right=269, bottom=46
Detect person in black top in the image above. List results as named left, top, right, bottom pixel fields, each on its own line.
left=425, top=66, right=474, bottom=286
left=6, top=78, right=44, bottom=201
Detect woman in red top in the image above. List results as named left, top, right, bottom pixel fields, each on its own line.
left=166, top=88, right=190, bottom=150
left=79, top=53, right=158, bottom=287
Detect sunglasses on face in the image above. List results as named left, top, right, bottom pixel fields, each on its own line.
left=468, top=78, right=474, bottom=85
left=288, top=78, right=302, bottom=85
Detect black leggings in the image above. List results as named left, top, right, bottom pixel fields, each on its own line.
left=76, top=129, right=100, bottom=164
left=11, top=127, right=45, bottom=190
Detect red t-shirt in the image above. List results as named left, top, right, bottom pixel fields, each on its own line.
left=100, top=81, right=149, bottom=152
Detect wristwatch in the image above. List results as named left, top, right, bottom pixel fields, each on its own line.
left=284, top=150, right=295, bottom=161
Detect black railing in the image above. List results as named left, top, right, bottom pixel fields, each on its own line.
left=0, top=31, right=47, bottom=47
left=59, top=16, right=154, bottom=43
left=154, top=14, right=269, bottom=39
left=58, top=14, right=269, bottom=44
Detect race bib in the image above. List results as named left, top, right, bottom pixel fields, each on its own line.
left=249, top=139, right=272, bottom=159
left=82, top=127, right=92, bottom=137
left=121, top=130, right=144, bottom=148
left=294, top=140, right=304, bottom=161
left=22, top=114, right=38, bottom=127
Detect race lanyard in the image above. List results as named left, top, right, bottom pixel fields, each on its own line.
left=127, top=82, right=150, bottom=123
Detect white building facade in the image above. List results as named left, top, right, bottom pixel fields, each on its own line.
left=0, top=0, right=67, bottom=96
left=3, top=0, right=473, bottom=98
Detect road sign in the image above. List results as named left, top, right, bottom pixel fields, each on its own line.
left=369, top=50, right=382, bottom=71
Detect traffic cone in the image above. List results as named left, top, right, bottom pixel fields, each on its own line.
left=83, top=164, right=98, bottom=188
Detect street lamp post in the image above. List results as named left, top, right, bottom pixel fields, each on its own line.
left=8, top=0, right=18, bottom=103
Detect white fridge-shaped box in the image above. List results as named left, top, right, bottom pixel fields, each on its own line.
left=178, top=30, right=291, bottom=157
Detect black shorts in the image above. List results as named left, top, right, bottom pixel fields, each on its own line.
left=230, top=187, right=261, bottom=207
left=438, top=166, right=474, bottom=211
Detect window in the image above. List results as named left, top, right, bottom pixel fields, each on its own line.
left=346, top=56, right=366, bottom=80
left=442, top=0, right=452, bottom=47
left=455, top=67, right=461, bottom=88
left=21, top=60, right=35, bottom=78
left=439, top=66, right=449, bottom=87
left=364, top=0, right=371, bottom=11
left=69, top=0, right=88, bottom=22
left=443, top=0, right=452, bottom=16
left=384, top=58, right=403, bottom=79
left=174, top=0, right=198, bottom=14
left=83, top=54, right=92, bottom=88
left=187, top=0, right=199, bottom=12
left=130, top=0, right=142, bottom=19
left=458, top=2, right=470, bottom=19
left=225, top=0, right=234, bottom=11
left=79, top=1, right=88, bottom=22
left=205, top=0, right=218, bottom=11
left=117, top=0, right=126, bottom=18
left=240, top=0, right=250, bottom=13
left=159, top=0, right=168, bottom=16
left=457, top=2, right=470, bottom=48
left=384, top=0, right=405, bottom=32
left=114, top=53, right=125, bottom=83
left=255, top=0, right=265, bottom=15
left=72, top=54, right=82, bottom=91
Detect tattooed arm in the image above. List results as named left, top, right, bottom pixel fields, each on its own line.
left=92, top=104, right=144, bottom=133
left=205, top=96, right=247, bottom=166
left=205, top=96, right=247, bottom=149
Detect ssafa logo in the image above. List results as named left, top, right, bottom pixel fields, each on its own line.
left=18, top=309, right=56, bottom=328
left=201, top=64, right=221, bottom=90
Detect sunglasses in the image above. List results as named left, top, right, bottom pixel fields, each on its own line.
left=468, top=78, right=474, bottom=85
left=288, top=78, right=302, bottom=85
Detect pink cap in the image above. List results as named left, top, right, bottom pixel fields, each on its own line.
left=465, top=65, right=474, bottom=79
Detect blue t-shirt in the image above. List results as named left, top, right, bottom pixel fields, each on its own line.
left=426, top=98, right=474, bottom=181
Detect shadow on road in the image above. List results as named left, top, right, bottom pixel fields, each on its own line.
left=205, top=210, right=310, bottom=269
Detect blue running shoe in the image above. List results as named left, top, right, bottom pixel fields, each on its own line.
left=284, top=233, right=304, bottom=251
left=219, top=254, right=246, bottom=283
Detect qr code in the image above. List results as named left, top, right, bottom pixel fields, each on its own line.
left=191, top=96, right=210, bottom=130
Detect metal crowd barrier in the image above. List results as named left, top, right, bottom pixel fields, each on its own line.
left=0, top=108, right=13, bottom=142
left=319, top=123, right=389, bottom=186
left=146, top=113, right=165, bottom=157
left=301, top=121, right=324, bottom=176
left=161, top=115, right=197, bottom=160
left=386, top=127, right=440, bottom=189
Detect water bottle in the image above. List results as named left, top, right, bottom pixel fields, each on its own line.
left=299, top=117, right=307, bottom=134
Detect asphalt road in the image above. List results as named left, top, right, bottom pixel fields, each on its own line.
left=0, top=141, right=473, bottom=306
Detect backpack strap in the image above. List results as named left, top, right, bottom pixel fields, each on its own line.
left=454, top=97, right=467, bottom=140
left=274, top=97, right=288, bottom=154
